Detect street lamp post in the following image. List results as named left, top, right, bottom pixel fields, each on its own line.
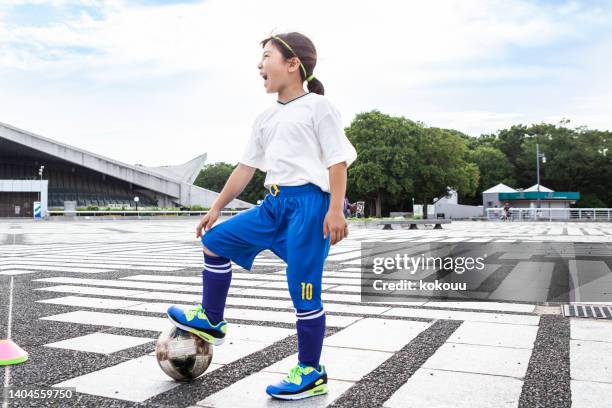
left=134, top=196, right=140, bottom=212
left=38, top=165, right=45, bottom=202
left=536, top=144, right=546, bottom=210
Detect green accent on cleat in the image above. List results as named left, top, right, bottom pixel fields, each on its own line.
left=186, top=326, right=224, bottom=345
left=309, top=384, right=328, bottom=396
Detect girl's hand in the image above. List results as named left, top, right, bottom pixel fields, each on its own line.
left=196, top=208, right=221, bottom=238
left=323, top=209, right=349, bottom=245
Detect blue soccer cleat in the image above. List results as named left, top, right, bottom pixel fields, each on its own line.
left=265, top=362, right=328, bottom=400
left=166, top=304, right=227, bottom=346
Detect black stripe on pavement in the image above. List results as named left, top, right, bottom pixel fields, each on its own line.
left=518, top=315, right=571, bottom=408
left=329, top=319, right=462, bottom=408
left=547, top=258, right=571, bottom=303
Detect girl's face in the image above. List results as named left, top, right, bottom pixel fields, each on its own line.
left=258, top=41, right=300, bottom=93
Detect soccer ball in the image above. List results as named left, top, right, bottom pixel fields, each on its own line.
left=156, top=325, right=213, bottom=381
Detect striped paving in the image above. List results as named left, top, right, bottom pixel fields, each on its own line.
left=0, top=219, right=611, bottom=407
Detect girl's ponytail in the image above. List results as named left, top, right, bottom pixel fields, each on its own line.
left=307, top=77, right=324, bottom=95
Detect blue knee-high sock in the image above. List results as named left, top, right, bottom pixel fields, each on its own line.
left=202, top=253, right=232, bottom=325
left=296, top=308, right=325, bottom=371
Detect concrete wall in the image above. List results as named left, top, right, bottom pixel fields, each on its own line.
left=482, top=192, right=501, bottom=214
left=434, top=202, right=484, bottom=219
left=0, top=179, right=49, bottom=215
left=434, top=189, right=458, bottom=205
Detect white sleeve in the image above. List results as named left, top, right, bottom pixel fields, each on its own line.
left=316, top=102, right=358, bottom=169
left=239, top=119, right=266, bottom=171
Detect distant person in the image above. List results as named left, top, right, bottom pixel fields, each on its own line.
left=343, top=195, right=351, bottom=217
left=503, top=202, right=511, bottom=221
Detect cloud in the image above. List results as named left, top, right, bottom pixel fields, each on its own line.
left=0, top=0, right=611, bottom=166
left=0, top=0, right=598, bottom=80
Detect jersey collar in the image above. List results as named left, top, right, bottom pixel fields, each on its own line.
left=277, top=92, right=312, bottom=105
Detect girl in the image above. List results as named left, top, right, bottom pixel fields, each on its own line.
left=167, top=31, right=357, bottom=401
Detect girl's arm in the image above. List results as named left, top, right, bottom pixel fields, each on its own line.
left=197, top=163, right=256, bottom=237
left=210, top=163, right=256, bottom=211
left=324, top=161, right=349, bottom=245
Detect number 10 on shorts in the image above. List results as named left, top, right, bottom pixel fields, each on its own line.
left=301, top=282, right=312, bottom=300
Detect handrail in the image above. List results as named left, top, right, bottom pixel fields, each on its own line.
left=486, top=208, right=612, bottom=221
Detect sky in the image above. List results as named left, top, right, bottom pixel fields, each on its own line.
left=1, top=0, right=611, bottom=167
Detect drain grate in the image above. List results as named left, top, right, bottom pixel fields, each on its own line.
left=563, top=304, right=612, bottom=319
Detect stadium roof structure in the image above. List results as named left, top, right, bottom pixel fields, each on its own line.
left=0, top=122, right=253, bottom=209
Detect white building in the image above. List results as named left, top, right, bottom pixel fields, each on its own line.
left=432, top=188, right=483, bottom=219
left=482, top=182, right=580, bottom=215
left=482, top=183, right=518, bottom=213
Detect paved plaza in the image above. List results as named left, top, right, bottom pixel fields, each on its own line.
left=1, top=219, right=611, bottom=407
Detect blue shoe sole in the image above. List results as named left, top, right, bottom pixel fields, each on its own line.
left=266, top=383, right=329, bottom=400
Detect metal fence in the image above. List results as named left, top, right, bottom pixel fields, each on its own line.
left=486, top=208, right=612, bottom=221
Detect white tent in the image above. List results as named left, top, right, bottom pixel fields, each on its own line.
left=482, top=183, right=518, bottom=194
left=524, top=184, right=554, bottom=192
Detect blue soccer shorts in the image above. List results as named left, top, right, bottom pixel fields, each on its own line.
left=201, top=183, right=332, bottom=310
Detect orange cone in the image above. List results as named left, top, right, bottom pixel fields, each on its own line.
left=0, top=339, right=28, bottom=366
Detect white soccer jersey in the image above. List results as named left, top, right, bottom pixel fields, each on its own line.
left=239, top=92, right=358, bottom=193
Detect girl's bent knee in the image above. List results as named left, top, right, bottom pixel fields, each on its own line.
left=202, top=244, right=218, bottom=257
left=201, top=232, right=218, bottom=257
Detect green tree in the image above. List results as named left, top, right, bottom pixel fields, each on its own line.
left=412, top=127, right=479, bottom=218
left=345, top=110, right=417, bottom=217
left=514, top=123, right=611, bottom=206
left=239, top=169, right=268, bottom=204
left=577, top=193, right=606, bottom=208
left=477, top=121, right=611, bottom=207
left=193, top=162, right=232, bottom=192
left=193, top=162, right=267, bottom=206
left=493, top=125, right=531, bottom=185
left=468, top=146, right=515, bottom=193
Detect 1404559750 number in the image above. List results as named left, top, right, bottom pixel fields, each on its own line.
left=3, top=386, right=76, bottom=400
